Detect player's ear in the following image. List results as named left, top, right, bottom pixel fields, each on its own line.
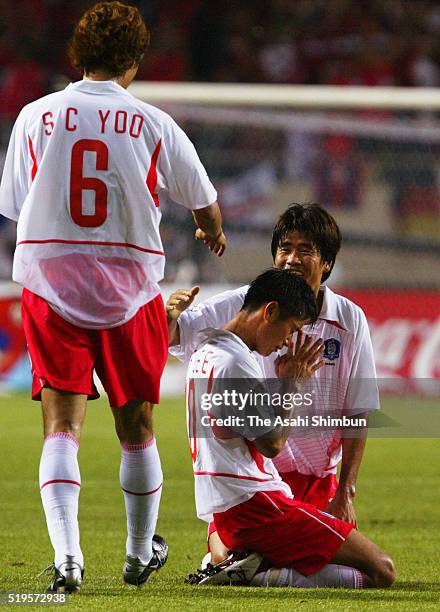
left=322, top=261, right=331, bottom=274
left=263, top=301, right=280, bottom=322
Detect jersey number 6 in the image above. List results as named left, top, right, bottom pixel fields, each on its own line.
left=70, top=139, right=108, bottom=227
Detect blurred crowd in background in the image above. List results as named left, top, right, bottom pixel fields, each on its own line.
left=1, top=0, right=439, bottom=126
left=0, top=0, right=439, bottom=285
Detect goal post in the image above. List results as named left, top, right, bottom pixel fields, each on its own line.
left=129, top=82, right=440, bottom=291
left=129, top=82, right=440, bottom=110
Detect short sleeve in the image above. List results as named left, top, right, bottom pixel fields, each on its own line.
left=159, top=117, right=217, bottom=210
left=344, top=308, right=379, bottom=415
left=170, top=286, right=248, bottom=362
left=0, top=111, right=30, bottom=221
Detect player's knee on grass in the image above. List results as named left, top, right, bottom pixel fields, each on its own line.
left=209, top=531, right=229, bottom=565
left=332, top=529, right=395, bottom=588
left=370, top=554, right=395, bottom=588
left=112, top=400, right=154, bottom=444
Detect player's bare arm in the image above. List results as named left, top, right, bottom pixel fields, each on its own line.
left=255, top=332, right=324, bottom=459
left=166, top=286, right=199, bottom=346
left=193, top=202, right=227, bottom=256
left=327, top=418, right=368, bottom=524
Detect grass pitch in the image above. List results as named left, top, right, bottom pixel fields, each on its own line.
left=0, top=393, right=439, bottom=611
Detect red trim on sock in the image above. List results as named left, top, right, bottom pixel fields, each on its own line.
left=44, top=432, right=79, bottom=447
left=40, top=479, right=81, bottom=491
left=121, top=438, right=156, bottom=451
left=121, top=482, right=162, bottom=496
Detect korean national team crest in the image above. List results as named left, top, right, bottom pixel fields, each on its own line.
left=323, top=338, right=341, bottom=361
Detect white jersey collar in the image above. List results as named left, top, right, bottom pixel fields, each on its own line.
left=196, top=327, right=253, bottom=354
left=317, top=285, right=346, bottom=330
left=66, top=79, right=132, bottom=96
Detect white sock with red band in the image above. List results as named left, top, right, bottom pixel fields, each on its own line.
left=251, top=564, right=365, bottom=588
left=120, top=438, right=163, bottom=565
left=39, top=433, right=83, bottom=568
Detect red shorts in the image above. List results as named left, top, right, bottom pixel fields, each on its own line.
left=279, top=471, right=338, bottom=511
left=207, top=472, right=339, bottom=545
left=214, top=490, right=354, bottom=576
left=21, top=289, right=168, bottom=408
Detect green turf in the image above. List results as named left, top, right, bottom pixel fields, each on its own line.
left=0, top=394, right=439, bottom=611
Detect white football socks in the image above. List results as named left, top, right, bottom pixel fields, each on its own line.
left=251, top=564, right=364, bottom=588
left=120, top=438, right=163, bottom=565
left=39, top=433, right=83, bottom=568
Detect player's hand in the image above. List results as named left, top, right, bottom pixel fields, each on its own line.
left=195, top=228, right=227, bottom=257
left=166, top=286, right=200, bottom=321
left=274, top=331, right=325, bottom=381
left=326, top=492, right=357, bottom=526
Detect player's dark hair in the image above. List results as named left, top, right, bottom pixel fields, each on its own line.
left=271, top=203, right=342, bottom=283
left=68, top=1, right=150, bottom=77
left=242, top=269, right=318, bottom=324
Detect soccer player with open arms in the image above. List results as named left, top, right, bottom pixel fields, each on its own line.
left=185, top=269, right=394, bottom=588
left=168, top=203, right=378, bottom=563
left=0, top=1, right=226, bottom=593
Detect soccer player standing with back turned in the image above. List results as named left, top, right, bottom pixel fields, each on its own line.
left=0, top=1, right=226, bottom=593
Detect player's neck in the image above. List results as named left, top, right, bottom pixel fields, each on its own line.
left=84, top=70, right=115, bottom=81
left=316, top=287, right=324, bottom=314
left=224, top=313, right=257, bottom=352
left=83, top=66, right=137, bottom=89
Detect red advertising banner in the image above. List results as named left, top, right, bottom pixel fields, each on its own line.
left=340, top=290, right=440, bottom=380
left=0, top=290, right=439, bottom=393
left=0, top=295, right=29, bottom=389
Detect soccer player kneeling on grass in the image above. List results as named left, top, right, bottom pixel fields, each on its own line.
left=186, top=269, right=395, bottom=588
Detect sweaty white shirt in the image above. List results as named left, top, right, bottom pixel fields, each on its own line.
left=187, top=328, right=292, bottom=522
left=173, top=284, right=379, bottom=478
left=0, top=80, right=217, bottom=328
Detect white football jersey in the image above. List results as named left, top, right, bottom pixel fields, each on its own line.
left=187, top=328, right=292, bottom=522
left=0, top=80, right=217, bottom=328
left=173, top=284, right=379, bottom=478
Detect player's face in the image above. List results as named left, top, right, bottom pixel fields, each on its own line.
left=274, top=231, right=330, bottom=295
left=256, top=311, right=303, bottom=356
